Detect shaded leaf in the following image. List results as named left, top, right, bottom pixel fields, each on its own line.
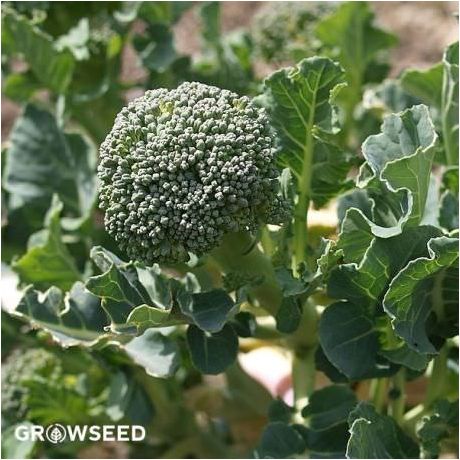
left=124, top=329, right=179, bottom=378
left=2, top=8, right=75, bottom=93
left=417, top=399, right=459, bottom=459
left=178, top=289, right=236, bottom=333
left=255, top=421, right=305, bottom=459
left=106, top=371, right=154, bottom=425
left=384, top=236, right=459, bottom=355
left=268, top=399, right=294, bottom=424
left=347, top=402, right=419, bottom=458
left=401, top=64, right=443, bottom=108
left=300, top=385, right=357, bottom=456
left=14, top=282, right=108, bottom=346
left=186, top=324, right=238, bottom=375
left=4, top=104, right=96, bottom=219
left=275, top=296, right=302, bottom=333
left=319, top=301, right=379, bottom=379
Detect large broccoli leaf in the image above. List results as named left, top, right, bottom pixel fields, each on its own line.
left=347, top=402, right=420, bottom=458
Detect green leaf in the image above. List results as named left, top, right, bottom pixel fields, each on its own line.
left=12, top=196, right=82, bottom=291
left=3, top=71, right=42, bottom=102
left=401, top=63, right=443, bottom=108
left=379, top=344, right=430, bottom=372
left=315, top=346, right=349, bottom=383
left=1, top=423, right=36, bottom=459
left=368, top=79, right=423, bottom=113
left=300, top=385, right=357, bottom=456
left=357, top=105, right=438, bottom=235
left=106, top=371, right=154, bottom=425
left=86, top=247, right=180, bottom=334
left=194, top=4, right=255, bottom=94
left=263, top=57, right=350, bottom=207
left=3, top=104, right=97, bottom=219
left=123, top=329, right=179, bottom=378
left=439, top=167, right=458, bottom=231
left=440, top=192, right=459, bottom=231
left=417, top=399, right=459, bottom=459
left=133, top=23, right=178, bottom=72
left=401, top=42, right=458, bottom=166
left=383, top=236, right=459, bottom=355
left=137, top=1, right=190, bottom=25
left=186, top=324, right=238, bottom=375
left=25, top=377, right=92, bottom=425
left=323, top=225, right=447, bottom=375
left=347, top=402, right=420, bottom=458
left=255, top=422, right=306, bottom=459
left=178, top=289, right=236, bottom=333
left=316, top=1, right=396, bottom=115
left=200, top=1, right=220, bottom=47
left=268, top=399, right=295, bottom=423
left=441, top=42, right=459, bottom=166
left=14, top=282, right=108, bottom=346
left=331, top=225, right=443, bottom=309
left=2, top=8, right=75, bottom=93
left=275, top=296, right=302, bottom=334
left=319, top=301, right=379, bottom=379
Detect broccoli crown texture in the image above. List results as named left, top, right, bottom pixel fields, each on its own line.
left=98, top=82, right=285, bottom=264
left=1, top=348, right=61, bottom=422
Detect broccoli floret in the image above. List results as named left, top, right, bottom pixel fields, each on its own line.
left=1, top=348, right=61, bottom=423
left=252, top=2, right=335, bottom=63
left=98, top=82, right=286, bottom=264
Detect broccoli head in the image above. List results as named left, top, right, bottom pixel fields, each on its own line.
left=98, top=82, right=286, bottom=264
left=1, top=348, right=61, bottom=422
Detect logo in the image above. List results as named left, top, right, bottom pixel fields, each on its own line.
left=46, top=424, right=66, bottom=444
left=14, top=424, right=146, bottom=443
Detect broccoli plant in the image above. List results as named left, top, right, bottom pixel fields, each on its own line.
left=1, top=2, right=458, bottom=459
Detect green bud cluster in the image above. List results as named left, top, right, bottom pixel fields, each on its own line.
left=252, top=2, right=334, bottom=63
left=222, top=271, right=264, bottom=293
left=98, top=82, right=285, bottom=264
left=1, top=348, right=61, bottom=422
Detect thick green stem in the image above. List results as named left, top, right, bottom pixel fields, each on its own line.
left=425, top=345, right=449, bottom=407
left=293, top=126, right=314, bottom=270
left=370, top=378, right=388, bottom=414
left=403, top=345, right=450, bottom=434
left=211, top=231, right=282, bottom=316
left=403, top=404, right=426, bottom=434
left=389, top=369, right=406, bottom=424
left=289, top=300, right=319, bottom=409
left=292, top=346, right=316, bottom=411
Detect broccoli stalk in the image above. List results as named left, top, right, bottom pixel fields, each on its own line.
left=211, top=230, right=282, bottom=316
